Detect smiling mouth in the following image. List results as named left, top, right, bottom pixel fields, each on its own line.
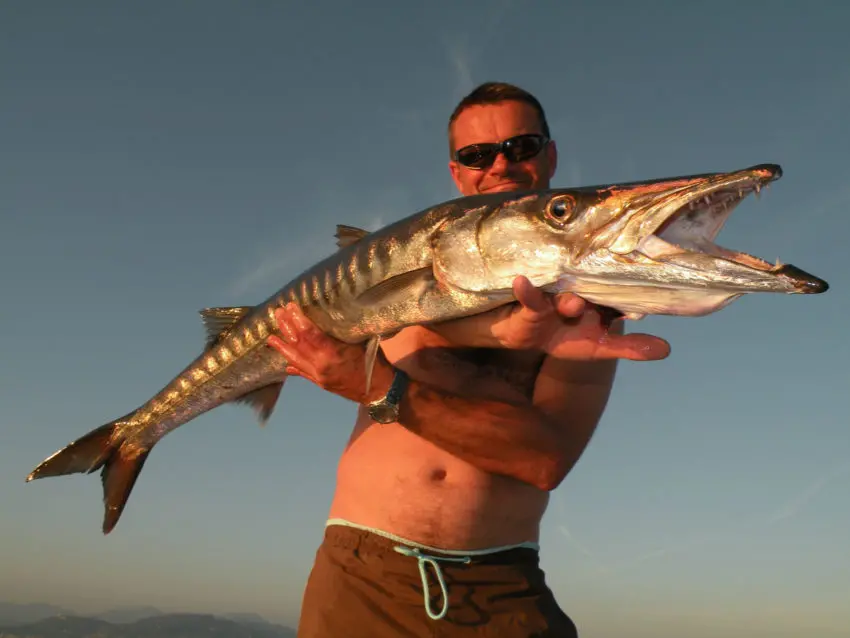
left=484, top=181, right=529, bottom=193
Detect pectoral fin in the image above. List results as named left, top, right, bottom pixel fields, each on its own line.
left=355, top=267, right=436, bottom=308
left=363, top=337, right=381, bottom=396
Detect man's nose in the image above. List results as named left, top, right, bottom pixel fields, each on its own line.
left=488, top=151, right=510, bottom=174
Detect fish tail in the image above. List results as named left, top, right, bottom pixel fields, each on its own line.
left=26, top=415, right=151, bottom=534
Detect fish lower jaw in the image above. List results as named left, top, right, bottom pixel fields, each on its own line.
left=639, top=233, right=783, bottom=273
left=557, top=274, right=745, bottom=318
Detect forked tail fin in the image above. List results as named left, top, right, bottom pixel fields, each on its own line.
left=26, top=416, right=151, bottom=534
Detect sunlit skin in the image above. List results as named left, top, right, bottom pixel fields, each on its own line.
left=267, top=100, right=670, bottom=552
left=448, top=101, right=557, bottom=194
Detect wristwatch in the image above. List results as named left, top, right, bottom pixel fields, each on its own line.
left=367, top=368, right=409, bottom=424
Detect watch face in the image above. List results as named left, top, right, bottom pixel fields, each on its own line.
left=370, top=403, right=398, bottom=424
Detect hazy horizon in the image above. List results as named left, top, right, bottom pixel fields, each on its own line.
left=2, top=2, right=848, bottom=637
left=0, top=601, right=285, bottom=624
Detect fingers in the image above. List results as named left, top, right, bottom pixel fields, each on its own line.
left=276, top=309, right=300, bottom=343
left=553, top=293, right=586, bottom=319
left=268, top=304, right=318, bottom=376
left=285, top=302, right=312, bottom=333
left=513, top=275, right=587, bottom=319
left=594, top=334, right=671, bottom=361
left=580, top=307, right=670, bottom=361
left=512, top=276, right=551, bottom=313
left=546, top=330, right=671, bottom=362
left=266, top=334, right=309, bottom=378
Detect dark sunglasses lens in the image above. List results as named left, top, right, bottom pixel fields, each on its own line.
left=503, top=135, right=545, bottom=162
left=456, top=144, right=498, bottom=168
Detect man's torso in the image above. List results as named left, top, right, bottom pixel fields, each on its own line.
left=327, top=325, right=552, bottom=550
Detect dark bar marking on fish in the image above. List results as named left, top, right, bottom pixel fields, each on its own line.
left=311, top=274, right=320, bottom=301
left=323, top=269, right=334, bottom=301
left=253, top=316, right=270, bottom=341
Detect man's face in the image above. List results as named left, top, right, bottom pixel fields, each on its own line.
left=448, top=100, right=558, bottom=196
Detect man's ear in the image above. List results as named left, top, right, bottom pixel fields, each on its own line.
left=546, top=140, right=558, bottom=179
left=448, top=160, right=464, bottom=191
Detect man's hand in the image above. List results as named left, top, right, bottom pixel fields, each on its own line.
left=267, top=304, right=394, bottom=405
left=431, top=276, right=671, bottom=362
left=507, top=276, right=670, bottom=361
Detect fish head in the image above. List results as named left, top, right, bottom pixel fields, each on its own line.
left=433, top=164, right=829, bottom=318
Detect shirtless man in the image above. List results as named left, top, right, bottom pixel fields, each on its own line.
left=268, top=82, right=670, bottom=637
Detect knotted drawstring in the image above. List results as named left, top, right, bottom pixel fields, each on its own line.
left=324, top=518, right=539, bottom=622
left=393, top=545, right=471, bottom=620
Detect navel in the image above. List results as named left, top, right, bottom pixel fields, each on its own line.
left=430, top=468, right=447, bottom=482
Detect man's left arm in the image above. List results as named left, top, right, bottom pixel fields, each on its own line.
left=528, top=321, right=623, bottom=488
left=391, top=318, right=624, bottom=491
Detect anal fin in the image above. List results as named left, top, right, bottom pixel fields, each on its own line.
left=232, top=380, right=286, bottom=426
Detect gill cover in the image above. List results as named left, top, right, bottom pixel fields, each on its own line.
left=432, top=196, right=572, bottom=293
left=431, top=204, right=496, bottom=292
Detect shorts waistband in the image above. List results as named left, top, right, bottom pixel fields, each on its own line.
left=325, top=517, right=540, bottom=556
left=324, top=518, right=540, bottom=622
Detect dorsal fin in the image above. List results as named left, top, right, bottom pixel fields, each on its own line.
left=335, top=224, right=370, bottom=249
left=198, top=306, right=253, bottom=349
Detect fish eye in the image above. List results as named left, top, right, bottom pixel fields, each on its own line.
left=545, top=195, right=576, bottom=225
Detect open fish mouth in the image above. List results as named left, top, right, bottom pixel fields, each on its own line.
left=636, top=164, right=827, bottom=294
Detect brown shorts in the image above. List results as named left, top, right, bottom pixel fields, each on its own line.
left=296, top=523, right=579, bottom=637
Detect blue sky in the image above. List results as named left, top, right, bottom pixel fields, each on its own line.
left=1, top=2, right=848, bottom=636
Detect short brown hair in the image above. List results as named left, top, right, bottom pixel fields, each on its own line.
left=447, top=82, right=551, bottom=156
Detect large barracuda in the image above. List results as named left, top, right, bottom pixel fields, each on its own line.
left=27, top=163, right=828, bottom=533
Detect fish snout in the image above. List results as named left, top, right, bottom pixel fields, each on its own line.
left=748, top=163, right=783, bottom=182
left=776, top=264, right=829, bottom=294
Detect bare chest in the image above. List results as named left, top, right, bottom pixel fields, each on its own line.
left=381, top=328, right=544, bottom=402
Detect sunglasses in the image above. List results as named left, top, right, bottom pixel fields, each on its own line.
left=453, top=133, right=550, bottom=170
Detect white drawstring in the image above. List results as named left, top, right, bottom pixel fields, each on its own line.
left=393, top=545, right=471, bottom=620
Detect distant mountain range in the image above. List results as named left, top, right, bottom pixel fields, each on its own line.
left=0, top=603, right=297, bottom=638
